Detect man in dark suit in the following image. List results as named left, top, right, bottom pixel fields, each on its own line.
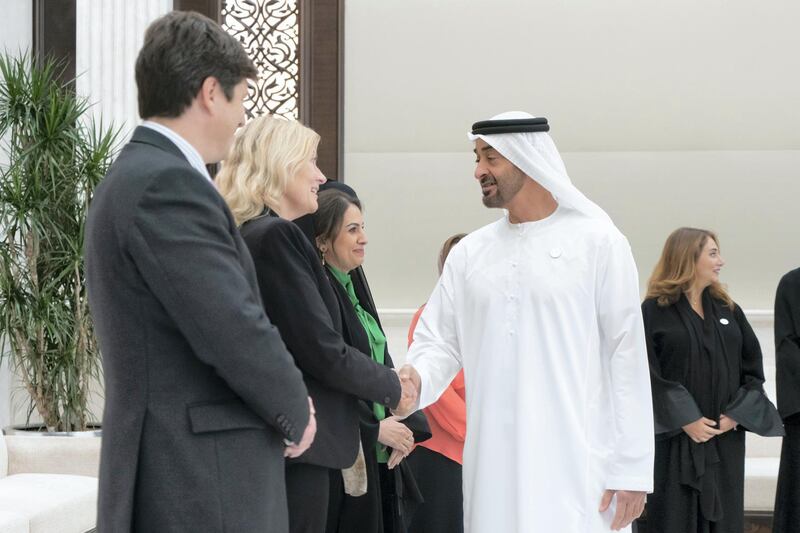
left=84, top=11, right=315, bottom=533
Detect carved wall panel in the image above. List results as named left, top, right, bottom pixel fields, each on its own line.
left=222, top=0, right=300, bottom=120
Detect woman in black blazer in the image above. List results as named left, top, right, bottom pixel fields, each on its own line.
left=642, top=227, right=783, bottom=533
left=216, top=116, right=412, bottom=533
left=310, top=187, right=430, bottom=533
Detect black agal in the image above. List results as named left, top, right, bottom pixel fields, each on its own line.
left=470, top=117, right=549, bottom=135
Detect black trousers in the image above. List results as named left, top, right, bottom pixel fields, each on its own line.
left=406, top=446, right=463, bottom=533
left=286, top=462, right=330, bottom=533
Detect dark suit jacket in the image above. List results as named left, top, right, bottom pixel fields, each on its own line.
left=239, top=213, right=402, bottom=469
left=85, top=127, right=310, bottom=533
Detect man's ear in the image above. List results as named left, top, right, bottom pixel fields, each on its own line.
left=197, top=76, right=220, bottom=114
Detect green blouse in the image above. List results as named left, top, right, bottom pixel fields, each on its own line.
left=328, top=265, right=390, bottom=463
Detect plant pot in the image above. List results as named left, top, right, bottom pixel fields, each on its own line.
left=2, top=424, right=101, bottom=437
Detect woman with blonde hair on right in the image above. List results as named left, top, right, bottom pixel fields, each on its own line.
left=642, top=227, right=783, bottom=533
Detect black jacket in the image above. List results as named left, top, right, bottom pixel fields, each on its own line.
left=240, top=213, right=402, bottom=469
left=776, top=267, right=800, bottom=423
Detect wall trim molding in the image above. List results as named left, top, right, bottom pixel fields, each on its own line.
left=379, top=308, right=775, bottom=320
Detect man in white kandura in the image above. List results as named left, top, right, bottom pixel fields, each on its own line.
left=397, top=112, right=655, bottom=532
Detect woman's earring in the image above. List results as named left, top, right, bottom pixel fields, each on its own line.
left=319, top=247, right=326, bottom=266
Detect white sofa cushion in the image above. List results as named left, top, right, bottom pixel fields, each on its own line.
left=4, top=436, right=100, bottom=478
left=0, top=509, right=28, bottom=533
left=744, top=457, right=780, bottom=511
left=746, top=432, right=782, bottom=458
left=0, top=473, right=97, bottom=533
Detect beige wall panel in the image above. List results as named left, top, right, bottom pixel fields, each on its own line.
left=345, top=0, right=800, bottom=153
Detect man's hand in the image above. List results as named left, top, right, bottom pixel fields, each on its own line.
left=284, top=397, right=316, bottom=458
left=682, top=416, right=723, bottom=443
left=599, top=489, right=646, bottom=531
left=392, top=365, right=421, bottom=417
left=718, top=414, right=738, bottom=433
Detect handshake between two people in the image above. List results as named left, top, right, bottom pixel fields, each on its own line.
left=392, top=364, right=422, bottom=418
left=284, top=365, right=421, bottom=459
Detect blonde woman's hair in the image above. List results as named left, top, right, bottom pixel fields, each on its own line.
left=216, top=115, right=320, bottom=226
left=646, top=227, right=733, bottom=308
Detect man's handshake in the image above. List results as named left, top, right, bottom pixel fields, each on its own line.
left=392, top=364, right=422, bottom=417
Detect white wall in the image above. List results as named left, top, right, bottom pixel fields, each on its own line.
left=343, top=0, right=800, bottom=312
left=0, top=1, right=32, bottom=58
left=0, top=0, right=33, bottom=430
left=76, top=0, right=173, bottom=138
left=346, top=1, right=800, bottom=154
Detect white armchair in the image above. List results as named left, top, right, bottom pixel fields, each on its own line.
left=0, top=434, right=99, bottom=533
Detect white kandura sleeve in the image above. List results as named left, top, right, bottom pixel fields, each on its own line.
left=596, top=234, right=655, bottom=493
left=407, top=249, right=464, bottom=410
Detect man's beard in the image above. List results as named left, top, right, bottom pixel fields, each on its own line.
left=482, top=182, right=505, bottom=208
left=480, top=170, right=527, bottom=208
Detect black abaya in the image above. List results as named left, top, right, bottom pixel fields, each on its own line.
left=642, top=291, right=783, bottom=533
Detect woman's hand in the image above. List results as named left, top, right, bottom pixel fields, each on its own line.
left=378, top=416, right=414, bottom=455
left=387, top=448, right=406, bottom=469
left=718, top=414, right=739, bottom=433
left=682, top=416, right=723, bottom=443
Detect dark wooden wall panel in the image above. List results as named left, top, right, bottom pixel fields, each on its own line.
left=174, top=0, right=222, bottom=22
left=300, top=0, right=343, bottom=181
left=33, top=0, right=77, bottom=85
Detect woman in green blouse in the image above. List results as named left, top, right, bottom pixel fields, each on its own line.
left=313, top=187, right=430, bottom=533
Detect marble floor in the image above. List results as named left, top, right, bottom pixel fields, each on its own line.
left=635, top=512, right=773, bottom=533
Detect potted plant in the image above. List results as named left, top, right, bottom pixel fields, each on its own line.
left=0, top=52, right=118, bottom=433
